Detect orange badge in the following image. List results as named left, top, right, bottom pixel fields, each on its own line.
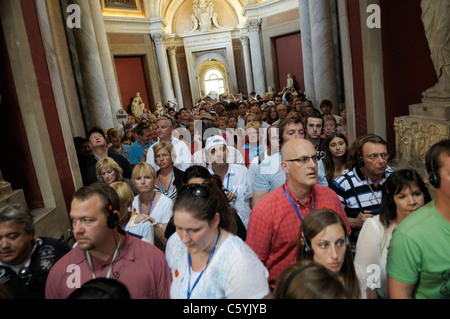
left=174, top=269, right=179, bottom=278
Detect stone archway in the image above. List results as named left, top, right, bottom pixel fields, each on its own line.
left=198, top=60, right=229, bottom=100
left=182, top=31, right=238, bottom=103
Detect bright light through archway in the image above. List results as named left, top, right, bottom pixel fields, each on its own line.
left=204, top=69, right=225, bottom=95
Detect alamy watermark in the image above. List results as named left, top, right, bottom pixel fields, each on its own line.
left=66, top=4, right=81, bottom=29
left=366, top=4, right=381, bottom=29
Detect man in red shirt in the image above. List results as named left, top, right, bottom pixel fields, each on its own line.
left=45, top=183, right=171, bottom=299
left=246, top=138, right=350, bottom=289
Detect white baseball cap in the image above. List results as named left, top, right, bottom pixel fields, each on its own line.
left=205, top=135, right=227, bottom=153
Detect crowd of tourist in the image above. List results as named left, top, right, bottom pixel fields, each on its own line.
left=1, top=88, right=449, bottom=300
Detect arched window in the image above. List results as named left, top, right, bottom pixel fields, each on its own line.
left=204, top=69, right=225, bottom=95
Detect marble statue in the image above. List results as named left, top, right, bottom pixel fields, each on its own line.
left=190, top=0, right=225, bottom=33
left=155, top=102, right=164, bottom=117
left=421, top=0, right=450, bottom=103
left=131, top=92, right=145, bottom=121
left=286, top=74, right=294, bottom=89
left=0, top=169, right=12, bottom=199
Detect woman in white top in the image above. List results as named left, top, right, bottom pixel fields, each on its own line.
left=354, top=169, right=431, bottom=299
left=166, top=182, right=269, bottom=299
left=131, top=162, right=173, bottom=250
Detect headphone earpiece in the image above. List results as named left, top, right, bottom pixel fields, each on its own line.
left=92, top=184, right=119, bottom=229
left=429, top=158, right=440, bottom=188
left=300, top=224, right=313, bottom=257
left=300, top=223, right=350, bottom=258
left=107, top=210, right=119, bottom=229
left=357, top=150, right=365, bottom=168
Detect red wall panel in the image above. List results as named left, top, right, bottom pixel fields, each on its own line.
left=114, top=56, right=150, bottom=115
left=274, top=32, right=305, bottom=93
left=379, top=0, right=437, bottom=157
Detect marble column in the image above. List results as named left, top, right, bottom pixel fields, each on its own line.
left=240, top=36, right=254, bottom=96
left=71, top=0, right=114, bottom=129
left=308, top=0, right=338, bottom=109
left=167, top=46, right=184, bottom=110
left=246, top=19, right=266, bottom=97
left=298, top=0, right=315, bottom=103
left=151, top=32, right=176, bottom=106
left=89, top=0, right=122, bottom=127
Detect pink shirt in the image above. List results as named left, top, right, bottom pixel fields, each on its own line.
left=246, top=183, right=350, bottom=288
left=45, top=234, right=171, bottom=299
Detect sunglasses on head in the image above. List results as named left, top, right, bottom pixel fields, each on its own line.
left=178, top=183, right=211, bottom=198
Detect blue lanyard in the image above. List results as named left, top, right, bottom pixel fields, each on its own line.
left=159, top=170, right=174, bottom=195
left=226, top=173, right=231, bottom=190
left=187, top=228, right=221, bottom=299
left=139, top=193, right=156, bottom=216
left=283, top=186, right=314, bottom=222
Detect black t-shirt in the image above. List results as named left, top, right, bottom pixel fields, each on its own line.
left=0, top=237, right=70, bottom=299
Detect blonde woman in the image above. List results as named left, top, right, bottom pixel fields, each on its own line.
left=96, top=157, right=138, bottom=195
left=96, top=157, right=123, bottom=185
left=131, top=162, right=173, bottom=250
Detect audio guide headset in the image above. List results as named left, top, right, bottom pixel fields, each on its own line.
left=300, top=221, right=350, bottom=258
left=425, top=139, right=450, bottom=189
left=92, top=184, right=119, bottom=229
left=300, top=223, right=313, bottom=257
left=278, top=262, right=317, bottom=299
left=428, top=148, right=440, bottom=188
left=356, top=134, right=389, bottom=168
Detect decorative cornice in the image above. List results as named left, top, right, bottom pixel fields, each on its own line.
left=103, top=16, right=167, bottom=34
left=183, top=31, right=232, bottom=48
left=243, top=0, right=298, bottom=20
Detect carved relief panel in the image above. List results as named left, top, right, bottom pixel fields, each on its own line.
left=394, top=117, right=450, bottom=166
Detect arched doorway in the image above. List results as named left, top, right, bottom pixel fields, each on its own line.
left=198, top=60, right=229, bottom=100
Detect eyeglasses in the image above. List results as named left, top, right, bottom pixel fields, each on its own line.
left=364, top=153, right=389, bottom=161
left=286, top=155, right=318, bottom=165
left=90, top=135, right=103, bottom=141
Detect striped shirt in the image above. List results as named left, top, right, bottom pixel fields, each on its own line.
left=332, top=166, right=393, bottom=219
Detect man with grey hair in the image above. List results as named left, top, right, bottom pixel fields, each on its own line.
left=0, top=204, right=70, bottom=298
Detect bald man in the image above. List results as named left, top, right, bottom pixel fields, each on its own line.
left=246, top=138, right=350, bottom=289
